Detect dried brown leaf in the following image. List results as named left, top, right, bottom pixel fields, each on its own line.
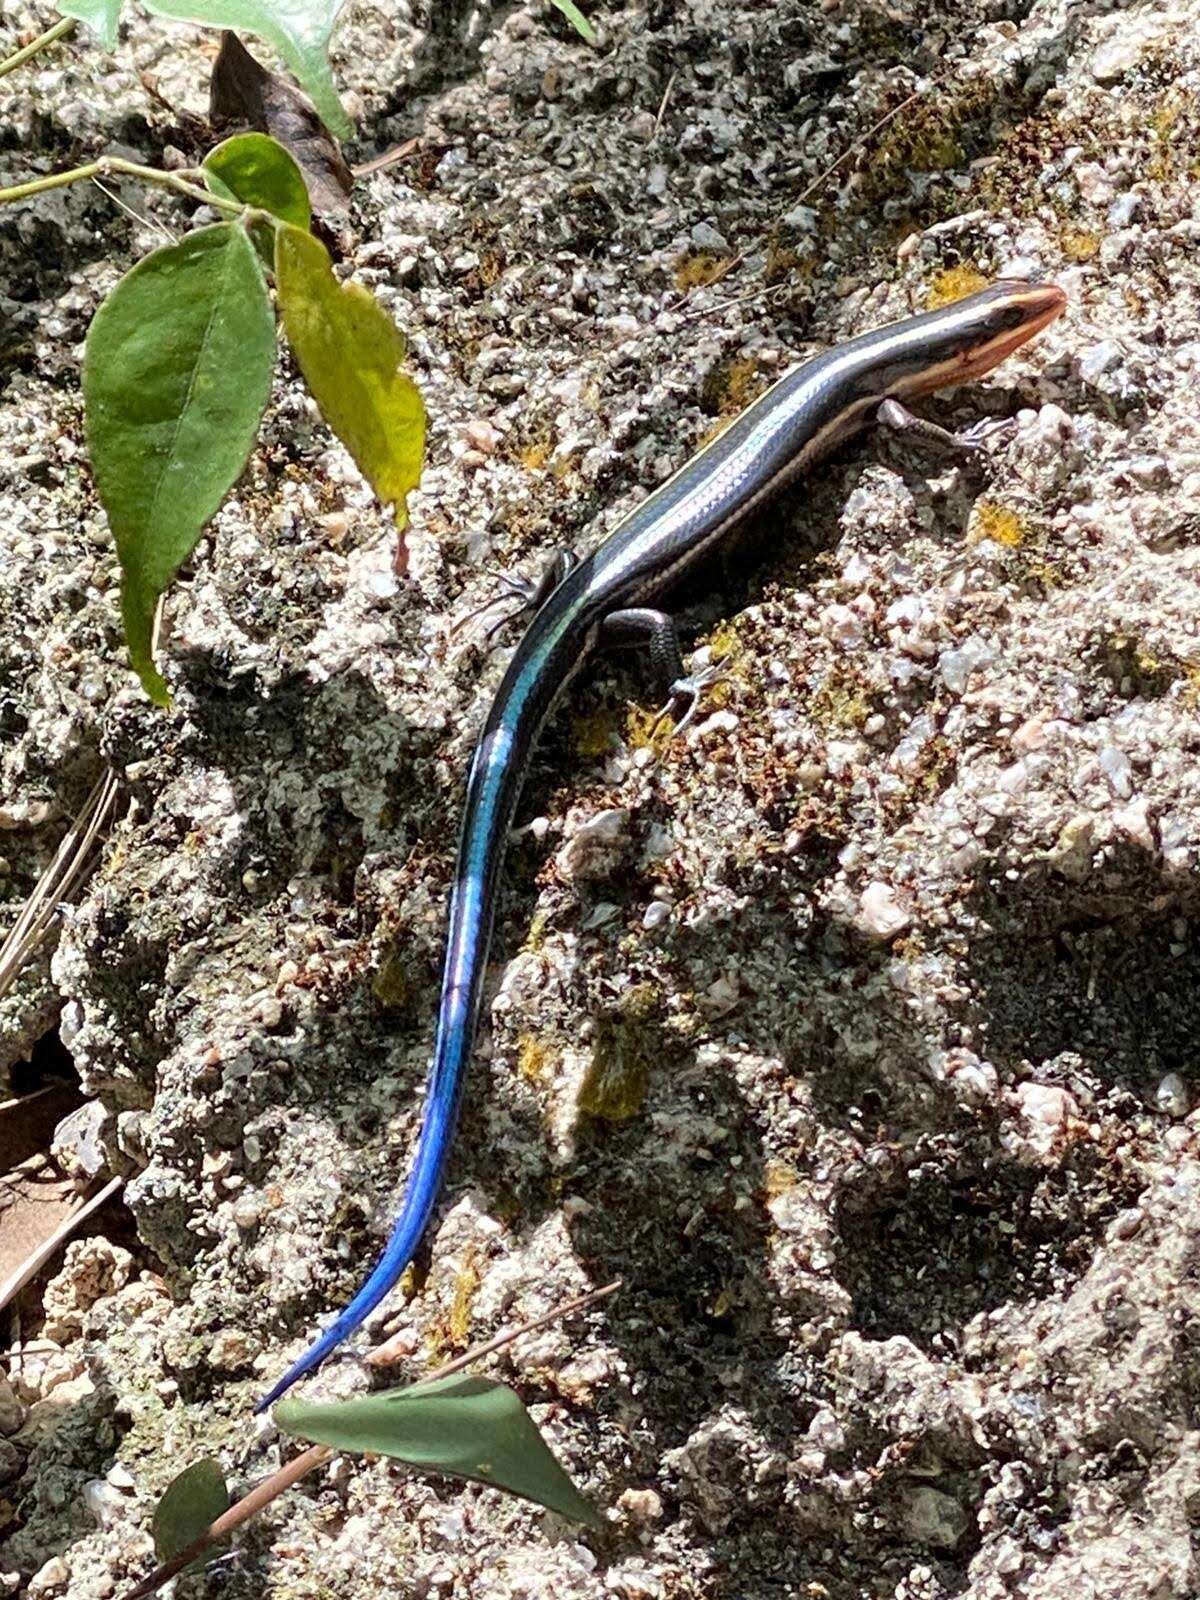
left=209, top=31, right=352, bottom=217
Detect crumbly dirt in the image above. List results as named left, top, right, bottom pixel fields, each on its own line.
left=2, top=1, right=1200, bottom=1597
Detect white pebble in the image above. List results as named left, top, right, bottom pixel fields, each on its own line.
left=857, top=881, right=911, bottom=941
left=1016, top=1082, right=1078, bottom=1128
left=1155, top=1073, right=1189, bottom=1118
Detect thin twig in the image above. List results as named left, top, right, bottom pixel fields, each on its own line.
left=0, top=769, right=119, bottom=1000
left=120, top=1278, right=622, bottom=1600
left=789, top=78, right=933, bottom=216
left=0, top=16, right=76, bottom=80
left=91, top=176, right=177, bottom=243
left=0, top=1339, right=62, bottom=1363
left=677, top=282, right=787, bottom=326
left=368, top=1276, right=623, bottom=1376
left=352, top=137, right=421, bottom=178
left=0, top=155, right=245, bottom=214
left=0, top=1174, right=124, bottom=1316
left=677, top=70, right=946, bottom=315
left=0, top=1083, right=62, bottom=1119
left=652, top=71, right=676, bottom=138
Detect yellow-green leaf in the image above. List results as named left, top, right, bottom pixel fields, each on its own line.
left=275, top=224, right=425, bottom=532
left=203, top=132, right=312, bottom=231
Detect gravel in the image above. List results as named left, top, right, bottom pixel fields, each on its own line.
left=2, top=0, right=1200, bottom=1597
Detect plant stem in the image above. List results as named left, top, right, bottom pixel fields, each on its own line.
left=119, top=1278, right=623, bottom=1600
left=0, top=16, right=76, bottom=80
left=0, top=155, right=245, bottom=216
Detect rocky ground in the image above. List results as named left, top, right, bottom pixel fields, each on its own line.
left=2, top=0, right=1200, bottom=1596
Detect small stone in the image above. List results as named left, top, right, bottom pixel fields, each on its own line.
left=617, top=1486, right=664, bottom=1525
left=806, top=1407, right=845, bottom=1451
left=557, top=807, right=631, bottom=882
left=0, top=1438, right=22, bottom=1486
left=1046, top=815, right=1096, bottom=882
left=1078, top=340, right=1122, bottom=382
left=690, top=220, right=728, bottom=252
left=1098, top=744, right=1133, bottom=799
left=938, top=635, right=996, bottom=696
left=856, top=882, right=911, bottom=941
left=82, top=1477, right=126, bottom=1527
left=484, top=372, right=526, bottom=399
left=1155, top=1073, right=1189, bottom=1118
left=27, top=1556, right=69, bottom=1598
left=1091, top=35, right=1146, bottom=85
left=42, top=1238, right=132, bottom=1341
left=50, top=1100, right=109, bottom=1182
left=1016, top=1082, right=1078, bottom=1128
left=208, top=1328, right=262, bottom=1371
left=0, top=1377, right=25, bottom=1436
left=1113, top=798, right=1154, bottom=849
left=901, top=1485, right=970, bottom=1550
left=464, top=418, right=500, bottom=454
left=1111, top=1208, right=1143, bottom=1240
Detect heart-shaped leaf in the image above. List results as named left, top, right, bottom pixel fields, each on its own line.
left=152, top=1458, right=230, bottom=1564
left=203, top=132, right=312, bottom=231
left=55, top=0, right=122, bottom=51
left=84, top=222, right=276, bottom=703
left=275, top=1374, right=603, bottom=1528
left=275, top=223, right=425, bottom=536
left=142, top=0, right=352, bottom=138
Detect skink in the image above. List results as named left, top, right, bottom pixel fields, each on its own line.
left=258, top=276, right=1066, bottom=1410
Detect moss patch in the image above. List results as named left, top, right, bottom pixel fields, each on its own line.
left=578, top=982, right=663, bottom=1121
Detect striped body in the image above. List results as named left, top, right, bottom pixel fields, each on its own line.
left=257, top=278, right=1065, bottom=1410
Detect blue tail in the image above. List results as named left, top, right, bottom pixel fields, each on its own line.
left=255, top=990, right=474, bottom=1413
left=256, top=703, right=536, bottom=1412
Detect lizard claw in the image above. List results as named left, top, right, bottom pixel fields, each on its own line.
left=649, top=661, right=727, bottom=741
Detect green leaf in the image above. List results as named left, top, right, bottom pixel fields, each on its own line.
left=276, top=1374, right=603, bottom=1529
left=55, top=0, right=123, bottom=51
left=203, top=132, right=312, bottom=231
left=550, top=0, right=597, bottom=44
left=275, top=224, right=425, bottom=533
left=141, top=0, right=352, bottom=138
left=151, top=1458, right=230, bottom=1564
left=84, top=223, right=276, bottom=704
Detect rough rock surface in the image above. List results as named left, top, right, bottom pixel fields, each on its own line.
left=2, top=0, right=1200, bottom=1596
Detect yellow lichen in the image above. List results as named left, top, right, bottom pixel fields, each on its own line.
left=673, top=250, right=732, bottom=291
left=810, top=665, right=873, bottom=732
left=926, top=266, right=989, bottom=310
left=370, top=944, right=411, bottom=1010
left=710, top=1285, right=735, bottom=1319
left=968, top=501, right=1028, bottom=549
left=519, top=436, right=553, bottom=471
left=706, top=619, right=742, bottom=663
left=717, top=357, right=764, bottom=415
left=763, top=1160, right=800, bottom=1198
left=624, top=702, right=675, bottom=759
left=522, top=909, right=549, bottom=953
left=427, top=1249, right=481, bottom=1363
left=1060, top=228, right=1100, bottom=263
left=517, top=1033, right=551, bottom=1085
left=573, top=708, right=620, bottom=759
left=1096, top=633, right=1185, bottom=699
